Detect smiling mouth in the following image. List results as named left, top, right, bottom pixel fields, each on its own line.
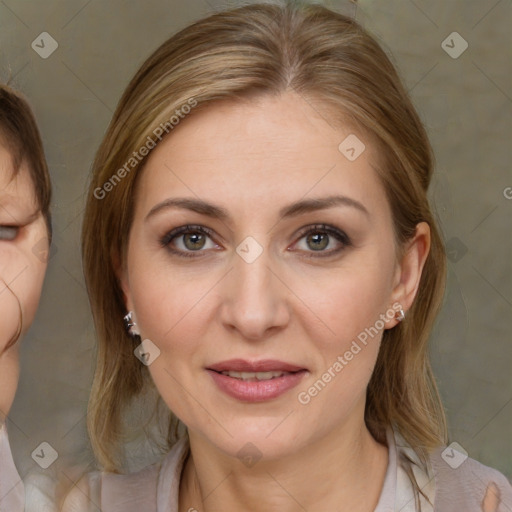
left=206, top=360, right=308, bottom=402
left=218, top=370, right=296, bottom=381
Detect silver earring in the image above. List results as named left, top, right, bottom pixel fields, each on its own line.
left=123, top=311, right=140, bottom=337
left=395, top=308, right=405, bottom=322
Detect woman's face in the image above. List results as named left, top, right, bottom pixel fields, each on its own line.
left=0, top=145, right=49, bottom=420
left=121, top=92, right=428, bottom=460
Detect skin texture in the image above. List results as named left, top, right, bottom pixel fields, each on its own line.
left=119, top=92, right=430, bottom=511
left=0, top=144, right=48, bottom=422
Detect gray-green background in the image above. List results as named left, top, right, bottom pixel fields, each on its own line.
left=1, top=0, right=511, bottom=493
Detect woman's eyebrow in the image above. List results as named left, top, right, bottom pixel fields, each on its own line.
left=145, top=195, right=370, bottom=223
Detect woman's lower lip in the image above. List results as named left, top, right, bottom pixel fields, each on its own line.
left=206, top=369, right=307, bottom=402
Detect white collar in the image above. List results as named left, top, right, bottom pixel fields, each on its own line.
left=0, top=422, right=24, bottom=512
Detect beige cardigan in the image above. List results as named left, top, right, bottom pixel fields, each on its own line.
left=62, top=426, right=512, bottom=511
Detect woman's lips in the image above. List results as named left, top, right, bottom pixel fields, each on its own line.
left=206, top=359, right=308, bottom=402
left=207, top=358, right=305, bottom=373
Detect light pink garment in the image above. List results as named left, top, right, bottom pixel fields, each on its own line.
left=0, top=423, right=24, bottom=512
left=64, top=426, right=512, bottom=511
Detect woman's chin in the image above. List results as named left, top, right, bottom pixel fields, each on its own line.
left=189, top=420, right=310, bottom=464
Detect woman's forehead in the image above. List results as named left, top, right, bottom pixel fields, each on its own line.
left=0, top=146, right=36, bottom=200
left=138, top=94, right=382, bottom=202
left=155, top=93, right=363, bottom=153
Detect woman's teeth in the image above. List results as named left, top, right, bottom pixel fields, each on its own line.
left=220, top=371, right=288, bottom=381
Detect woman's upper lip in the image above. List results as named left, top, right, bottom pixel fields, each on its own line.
left=207, top=359, right=306, bottom=373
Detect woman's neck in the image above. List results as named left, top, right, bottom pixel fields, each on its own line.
left=178, top=420, right=389, bottom=512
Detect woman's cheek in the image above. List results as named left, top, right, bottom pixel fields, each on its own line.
left=309, top=271, right=387, bottom=334
left=132, top=270, right=204, bottom=341
left=0, top=281, right=22, bottom=355
left=20, top=223, right=49, bottom=326
left=0, top=245, right=48, bottom=336
left=0, top=347, right=20, bottom=420
left=19, top=261, right=47, bottom=334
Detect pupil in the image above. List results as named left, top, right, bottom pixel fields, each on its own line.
left=185, top=232, right=205, bottom=250
left=308, top=233, right=328, bottom=251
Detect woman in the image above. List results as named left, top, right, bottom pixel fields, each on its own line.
left=70, top=2, right=511, bottom=511
left=0, top=83, right=52, bottom=512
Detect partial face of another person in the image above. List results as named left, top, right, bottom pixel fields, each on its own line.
left=120, top=92, right=428, bottom=460
left=0, top=144, right=48, bottom=420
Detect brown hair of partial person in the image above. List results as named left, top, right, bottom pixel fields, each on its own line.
left=0, top=83, right=52, bottom=237
left=81, top=1, right=448, bottom=491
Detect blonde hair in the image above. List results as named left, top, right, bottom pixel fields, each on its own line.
left=82, top=0, right=447, bottom=474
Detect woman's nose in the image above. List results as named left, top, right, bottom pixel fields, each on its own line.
left=218, top=237, right=291, bottom=341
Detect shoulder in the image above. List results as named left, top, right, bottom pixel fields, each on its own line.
left=428, top=446, right=512, bottom=511
left=391, top=428, right=512, bottom=511
left=61, top=436, right=189, bottom=512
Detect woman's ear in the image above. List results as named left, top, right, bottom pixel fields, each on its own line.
left=386, top=222, right=431, bottom=328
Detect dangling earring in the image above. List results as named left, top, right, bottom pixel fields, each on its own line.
left=395, top=308, right=406, bottom=322
left=123, top=311, right=140, bottom=337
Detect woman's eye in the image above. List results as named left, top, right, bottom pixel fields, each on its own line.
left=293, top=224, right=351, bottom=257
left=161, top=223, right=351, bottom=259
left=0, top=226, right=19, bottom=241
left=160, top=225, right=218, bottom=257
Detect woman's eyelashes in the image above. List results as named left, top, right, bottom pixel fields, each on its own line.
left=159, top=223, right=352, bottom=259
left=0, top=225, right=19, bottom=241
left=293, top=224, right=352, bottom=258
left=160, top=224, right=219, bottom=258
